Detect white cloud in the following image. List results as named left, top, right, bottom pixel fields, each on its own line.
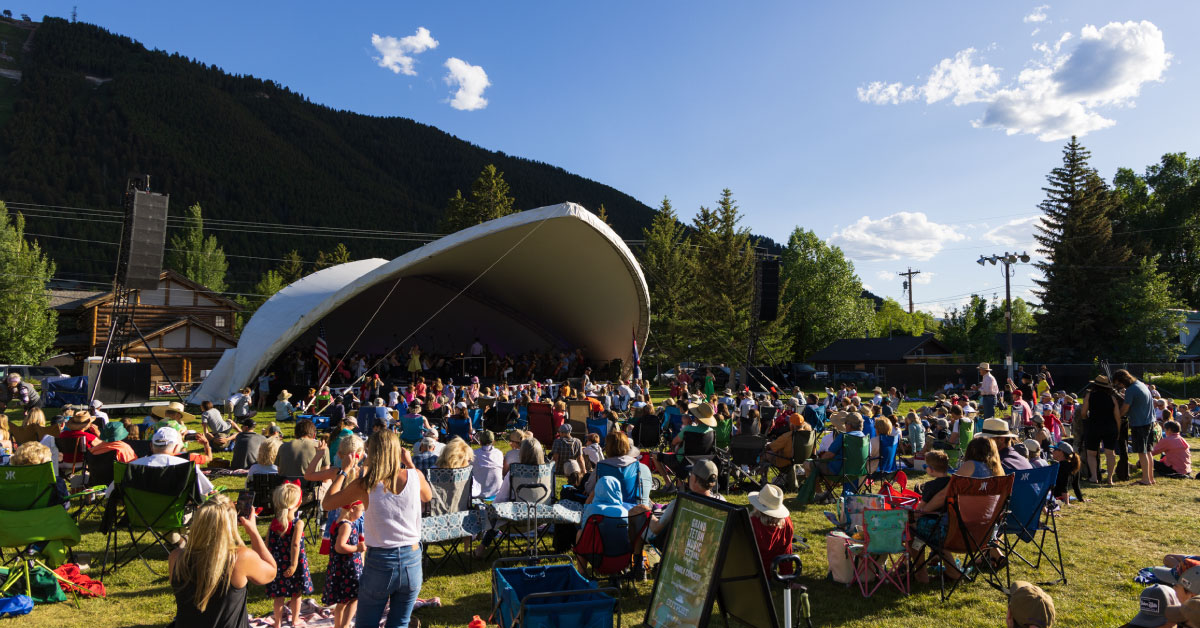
left=829, top=212, right=966, bottom=262
left=371, top=27, right=439, bottom=76
left=1024, top=5, right=1049, bottom=24
left=858, top=19, right=1170, bottom=141
left=913, top=271, right=934, bottom=285
left=443, top=57, right=490, bottom=111
left=982, top=216, right=1045, bottom=246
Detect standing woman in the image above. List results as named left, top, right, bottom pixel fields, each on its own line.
left=323, top=431, right=432, bottom=628
left=703, top=369, right=716, bottom=400
left=1080, top=375, right=1121, bottom=485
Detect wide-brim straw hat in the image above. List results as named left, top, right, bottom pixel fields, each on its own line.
left=1090, top=375, right=1114, bottom=389
left=981, top=417, right=1018, bottom=438
left=689, top=402, right=717, bottom=427
left=152, top=401, right=195, bottom=422
left=278, top=390, right=293, bottom=400
left=749, top=484, right=790, bottom=519
left=65, top=411, right=94, bottom=431
left=978, top=362, right=992, bottom=371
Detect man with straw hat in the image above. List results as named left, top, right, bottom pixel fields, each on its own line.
left=152, top=401, right=194, bottom=434
left=748, top=484, right=794, bottom=575
left=978, top=362, right=1000, bottom=420
left=981, top=417, right=1032, bottom=472
left=657, top=402, right=716, bottom=489
left=274, top=389, right=296, bottom=422
left=59, top=410, right=100, bottom=473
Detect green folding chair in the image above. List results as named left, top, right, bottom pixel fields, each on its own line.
left=819, top=433, right=871, bottom=496
left=714, top=417, right=734, bottom=450
left=0, top=462, right=84, bottom=604
left=100, top=461, right=203, bottom=580
left=958, top=421, right=974, bottom=456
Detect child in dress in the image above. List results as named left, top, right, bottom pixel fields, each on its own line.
left=267, top=483, right=312, bottom=628
left=323, top=500, right=365, bottom=628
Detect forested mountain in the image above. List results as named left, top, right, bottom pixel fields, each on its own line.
left=0, top=17, right=664, bottom=287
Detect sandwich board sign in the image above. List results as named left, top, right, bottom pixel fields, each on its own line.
left=644, top=492, right=778, bottom=628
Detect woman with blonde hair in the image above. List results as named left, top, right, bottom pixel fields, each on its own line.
left=322, top=430, right=431, bottom=628
left=24, top=407, right=46, bottom=427
left=436, top=437, right=474, bottom=469
left=11, top=440, right=51, bottom=466
left=168, top=494, right=276, bottom=627
left=246, top=438, right=283, bottom=486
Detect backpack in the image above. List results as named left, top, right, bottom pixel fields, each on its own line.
left=825, top=531, right=856, bottom=584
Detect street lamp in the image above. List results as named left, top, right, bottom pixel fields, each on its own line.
left=977, top=251, right=1031, bottom=381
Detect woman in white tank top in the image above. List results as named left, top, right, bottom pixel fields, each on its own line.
left=324, top=430, right=431, bottom=628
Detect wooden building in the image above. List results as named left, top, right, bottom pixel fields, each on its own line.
left=50, top=270, right=240, bottom=383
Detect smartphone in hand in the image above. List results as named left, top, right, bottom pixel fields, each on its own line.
left=237, top=490, right=255, bottom=519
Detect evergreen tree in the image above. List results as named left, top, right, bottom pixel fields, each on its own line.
left=780, top=227, right=875, bottom=359
left=0, top=202, right=58, bottom=363
left=314, top=243, right=351, bottom=270
left=440, top=164, right=517, bottom=232
left=1032, top=137, right=1129, bottom=361
left=234, top=269, right=287, bottom=334
left=639, top=197, right=694, bottom=366
left=277, top=250, right=305, bottom=284
left=595, top=204, right=610, bottom=226
left=166, top=203, right=227, bottom=292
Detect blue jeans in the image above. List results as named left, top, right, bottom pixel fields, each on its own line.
left=357, top=546, right=422, bottom=628
left=981, top=394, right=996, bottom=419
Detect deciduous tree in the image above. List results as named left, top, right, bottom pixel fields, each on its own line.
left=0, top=202, right=57, bottom=363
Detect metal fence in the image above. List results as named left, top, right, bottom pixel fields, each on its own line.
left=839, top=362, right=1200, bottom=399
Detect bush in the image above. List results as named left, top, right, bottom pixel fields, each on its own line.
left=1143, top=372, right=1200, bottom=398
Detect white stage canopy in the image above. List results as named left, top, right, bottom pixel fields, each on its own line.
left=190, top=203, right=650, bottom=403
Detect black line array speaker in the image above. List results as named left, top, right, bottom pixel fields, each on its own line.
left=119, top=190, right=169, bottom=290
left=87, top=362, right=152, bottom=404
left=758, top=258, right=780, bottom=321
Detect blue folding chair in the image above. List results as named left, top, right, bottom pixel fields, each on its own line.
left=515, top=405, right=529, bottom=429
left=448, top=417, right=472, bottom=442
left=586, top=416, right=609, bottom=442
left=400, top=416, right=426, bottom=444
left=470, top=408, right=485, bottom=430
left=803, top=404, right=826, bottom=431
left=595, top=460, right=641, bottom=509
left=1002, top=463, right=1066, bottom=586
left=660, top=406, right=683, bottom=439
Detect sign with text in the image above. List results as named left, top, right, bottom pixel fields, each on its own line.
left=644, top=493, right=778, bottom=628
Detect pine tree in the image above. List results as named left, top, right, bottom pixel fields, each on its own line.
left=440, top=165, right=517, bottom=232
left=277, top=250, right=305, bottom=284
left=234, top=269, right=287, bottom=334
left=166, top=203, right=227, bottom=292
left=780, top=228, right=876, bottom=359
left=441, top=189, right=470, bottom=232
left=1032, top=137, right=1129, bottom=361
left=0, top=202, right=58, bottom=363
left=314, top=243, right=351, bottom=270
left=595, top=204, right=611, bottom=226
left=1109, top=256, right=1184, bottom=361
left=639, top=197, right=693, bottom=366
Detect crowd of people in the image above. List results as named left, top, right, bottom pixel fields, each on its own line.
left=2, top=358, right=1198, bottom=628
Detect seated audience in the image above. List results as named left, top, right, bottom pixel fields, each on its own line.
left=230, top=419, right=266, bottom=470
left=748, top=484, right=794, bottom=576
left=245, top=438, right=282, bottom=487
left=131, top=427, right=215, bottom=495
left=91, top=421, right=138, bottom=463
left=1151, top=420, right=1191, bottom=477
left=1007, top=581, right=1055, bottom=627
left=1119, top=585, right=1178, bottom=628
left=472, top=430, right=503, bottom=499
left=275, top=420, right=328, bottom=477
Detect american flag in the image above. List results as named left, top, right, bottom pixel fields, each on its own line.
left=631, top=330, right=642, bottom=380
left=315, top=323, right=330, bottom=385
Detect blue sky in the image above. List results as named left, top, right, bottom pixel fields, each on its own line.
left=24, top=1, right=1200, bottom=313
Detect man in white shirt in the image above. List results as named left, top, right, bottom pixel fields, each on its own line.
left=128, top=427, right=214, bottom=495
left=472, top=429, right=504, bottom=499
left=738, top=391, right=756, bottom=419
left=89, top=399, right=110, bottom=427
left=978, top=362, right=1000, bottom=419
left=470, top=338, right=484, bottom=356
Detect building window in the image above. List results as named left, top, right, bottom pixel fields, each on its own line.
left=215, top=316, right=226, bottom=328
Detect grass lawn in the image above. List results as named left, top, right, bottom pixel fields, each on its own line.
left=9, top=403, right=1199, bottom=627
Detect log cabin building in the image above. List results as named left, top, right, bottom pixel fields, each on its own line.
left=49, top=270, right=240, bottom=384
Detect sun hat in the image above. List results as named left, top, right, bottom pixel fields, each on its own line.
left=456, top=401, right=467, bottom=409
left=689, top=402, right=717, bottom=427
left=1167, top=598, right=1200, bottom=627
left=977, top=362, right=991, bottom=371
left=343, top=415, right=357, bottom=428
left=691, top=459, right=719, bottom=483
left=748, top=484, right=790, bottom=519
left=151, top=426, right=183, bottom=448
left=872, top=387, right=883, bottom=394
left=1052, top=441, right=1075, bottom=456
left=1152, top=559, right=1200, bottom=594
left=1090, top=375, right=1114, bottom=389
left=981, top=417, right=1019, bottom=439
left=100, top=422, right=128, bottom=442
left=1023, top=438, right=1042, bottom=454
left=1130, top=584, right=1179, bottom=627
left=277, top=390, right=293, bottom=400
left=788, top=412, right=805, bottom=428
left=65, top=411, right=94, bottom=431
left=152, top=401, right=195, bottom=422
left=90, top=399, right=103, bottom=409
left=557, top=423, right=573, bottom=434
left=1007, top=581, right=1055, bottom=627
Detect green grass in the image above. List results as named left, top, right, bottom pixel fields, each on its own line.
left=10, top=405, right=1199, bottom=627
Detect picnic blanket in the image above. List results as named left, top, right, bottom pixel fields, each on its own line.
left=246, top=597, right=442, bottom=627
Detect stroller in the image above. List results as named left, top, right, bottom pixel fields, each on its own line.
left=490, top=554, right=620, bottom=628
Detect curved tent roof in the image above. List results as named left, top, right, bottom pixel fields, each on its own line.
left=191, top=203, right=649, bottom=403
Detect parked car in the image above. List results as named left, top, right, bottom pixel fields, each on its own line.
left=788, top=363, right=818, bottom=384
left=834, top=370, right=878, bottom=387
left=0, top=365, right=63, bottom=381
left=813, top=371, right=830, bottom=383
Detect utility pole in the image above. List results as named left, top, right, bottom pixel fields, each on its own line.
left=978, top=252, right=1030, bottom=382
left=72, top=6, right=77, bottom=22
left=898, top=268, right=921, bottom=314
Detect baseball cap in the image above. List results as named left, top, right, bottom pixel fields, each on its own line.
left=691, top=459, right=719, bottom=482
left=1008, top=581, right=1055, bottom=627
left=1130, top=584, right=1180, bottom=627
left=151, top=426, right=183, bottom=447
left=1052, top=441, right=1075, bottom=456
left=1153, top=559, right=1200, bottom=594
left=478, top=429, right=495, bottom=445
left=456, top=401, right=467, bottom=409
left=240, top=418, right=257, bottom=430
left=558, top=423, right=573, bottom=433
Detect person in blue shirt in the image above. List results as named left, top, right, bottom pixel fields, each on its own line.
left=1114, top=369, right=1157, bottom=486
left=804, top=412, right=866, bottom=478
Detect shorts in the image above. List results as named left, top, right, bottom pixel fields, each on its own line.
left=1130, top=425, right=1153, bottom=454
left=914, top=513, right=947, bottom=545
left=1084, top=425, right=1117, bottom=452
left=814, top=460, right=837, bottom=476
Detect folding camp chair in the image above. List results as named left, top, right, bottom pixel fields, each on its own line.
left=448, top=417, right=472, bottom=443
left=527, top=403, right=556, bottom=449
left=631, top=414, right=662, bottom=452
left=55, top=435, right=90, bottom=479
left=515, top=405, right=529, bottom=429
left=75, top=449, right=119, bottom=520
left=586, top=416, right=609, bottom=442
left=422, top=466, right=480, bottom=575
left=0, top=462, right=85, bottom=604
left=919, top=473, right=1015, bottom=601
left=765, top=429, right=818, bottom=489
left=595, top=461, right=643, bottom=508
left=248, top=472, right=287, bottom=518
left=573, top=513, right=652, bottom=587
left=818, top=433, right=870, bottom=496
left=399, top=416, right=426, bottom=445
left=291, top=477, right=326, bottom=548
left=470, top=408, right=485, bottom=431
left=99, top=461, right=203, bottom=579
left=661, top=406, right=683, bottom=439
left=566, top=401, right=591, bottom=438
left=492, top=462, right=556, bottom=558
left=672, top=429, right=715, bottom=487
left=866, top=434, right=901, bottom=489
left=1002, top=463, right=1066, bottom=586
left=850, top=508, right=911, bottom=597
left=125, top=438, right=153, bottom=459
left=714, top=418, right=734, bottom=450
left=727, top=434, right=767, bottom=491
